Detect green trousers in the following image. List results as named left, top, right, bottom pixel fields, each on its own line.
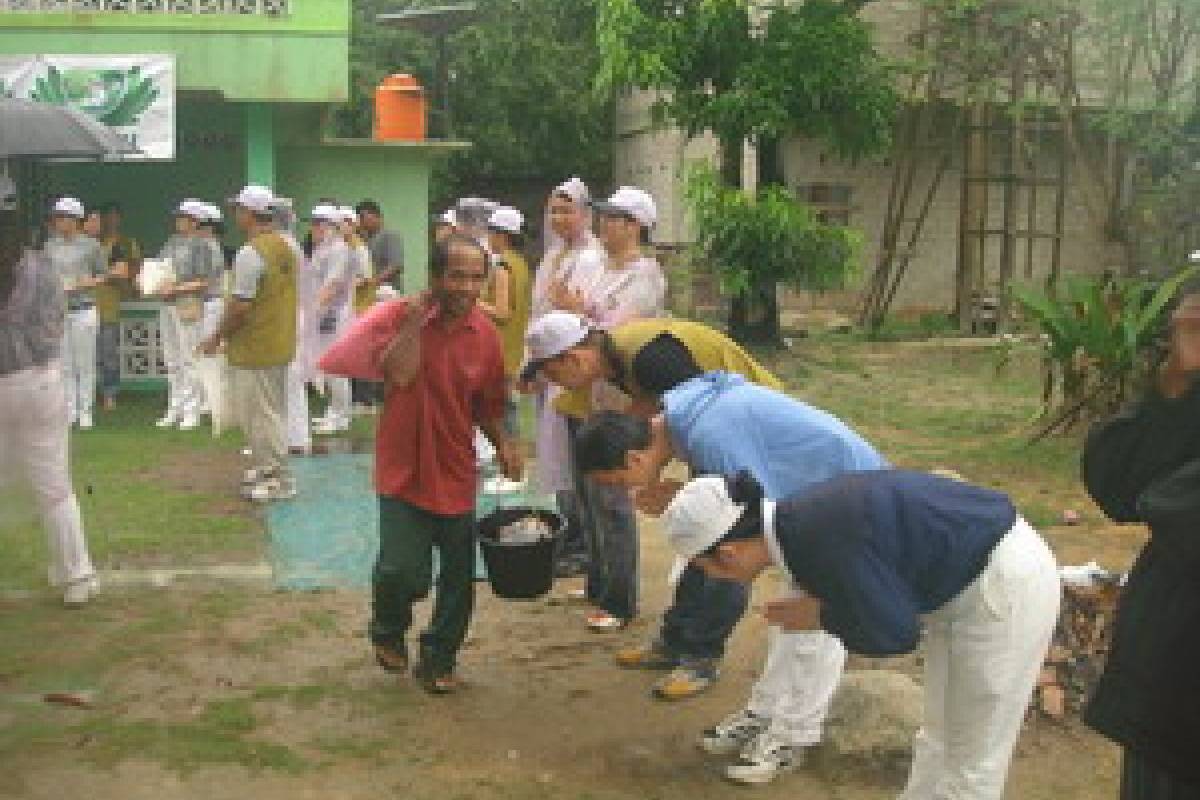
left=370, top=496, right=477, bottom=673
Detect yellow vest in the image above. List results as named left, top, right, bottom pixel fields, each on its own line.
left=555, top=318, right=782, bottom=418
left=225, top=232, right=298, bottom=368
left=485, top=249, right=532, bottom=377
left=94, top=235, right=142, bottom=325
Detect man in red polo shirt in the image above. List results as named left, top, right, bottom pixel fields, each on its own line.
left=370, top=233, right=522, bottom=694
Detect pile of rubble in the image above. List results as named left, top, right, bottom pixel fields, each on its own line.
left=1036, top=565, right=1123, bottom=718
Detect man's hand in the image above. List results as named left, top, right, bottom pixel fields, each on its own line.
left=380, top=292, right=432, bottom=390
left=634, top=480, right=684, bottom=516
left=762, top=595, right=824, bottom=632
left=549, top=280, right=586, bottom=315
left=497, top=440, right=525, bottom=481
left=317, top=285, right=335, bottom=310
left=1161, top=292, right=1200, bottom=398
left=198, top=335, right=221, bottom=356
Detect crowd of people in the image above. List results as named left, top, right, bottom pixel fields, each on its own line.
left=2, top=173, right=1198, bottom=800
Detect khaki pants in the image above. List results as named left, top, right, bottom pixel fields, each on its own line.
left=229, top=365, right=289, bottom=480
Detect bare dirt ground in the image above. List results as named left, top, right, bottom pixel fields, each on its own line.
left=0, top=341, right=1135, bottom=799
left=1, top=512, right=1125, bottom=800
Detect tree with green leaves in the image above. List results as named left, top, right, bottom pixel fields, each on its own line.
left=597, top=0, right=898, bottom=342
left=335, top=0, right=614, bottom=207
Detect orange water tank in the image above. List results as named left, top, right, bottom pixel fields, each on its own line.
left=374, top=74, right=426, bottom=141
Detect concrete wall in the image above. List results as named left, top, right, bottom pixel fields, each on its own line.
left=0, top=0, right=350, bottom=102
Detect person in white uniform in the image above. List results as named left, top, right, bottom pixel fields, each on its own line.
left=155, top=199, right=216, bottom=430
left=1, top=209, right=97, bottom=606
left=310, top=205, right=355, bottom=435
left=662, top=470, right=1060, bottom=800
left=42, top=197, right=105, bottom=429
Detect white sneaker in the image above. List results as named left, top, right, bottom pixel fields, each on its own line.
left=63, top=578, right=96, bottom=608
left=77, top=412, right=94, bottom=430
left=156, top=411, right=180, bottom=428
left=241, top=466, right=274, bottom=485
left=699, top=708, right=770, bottom=756
left=177, top=413, right=200, bottom=431
left=247, top=477, right=297, bottom=503
left=312, top=416, right=349, bottom=435
left=724, top=730, right=804, bottom=786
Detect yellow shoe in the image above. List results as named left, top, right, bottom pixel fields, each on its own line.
left=614, top=639, right=679, bottom=670
left=652, top=663, right=719, bottom=700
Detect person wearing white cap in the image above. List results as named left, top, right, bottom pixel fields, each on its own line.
left=307, top=205, right=356, bottom=435
left=43, top=196, right=105, bottom=429
left=194, top=203, right=229, bottom=342
left=479, top=206, right=532, bottom=435
left=662, top=469, right=1060, bottom=800
left=2, top=207, right=97, bottom=606
left=433, top=209, right=458, bottom=244
left=152, top=198, right=220, bottom=430
left=521, top=311, right=780, bottom=675
left=199, top=185, right=299, bottom=502
left=571, top=366, right=885, bottom=785
left=528, top=177, right=607, bottom=577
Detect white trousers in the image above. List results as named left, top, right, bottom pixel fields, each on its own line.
left=286, top=360, right=311, bottom=452
left=746, top=617, right=846, bottom=747
left=0, top=361, right=95, bottom=587
left=159, top=304, right=204, bottom=416
left=61, top=307, right=98, bottom=422
left=321, top=375, right=351, bottom=423
left=898, top=518, right=1060, bottom=800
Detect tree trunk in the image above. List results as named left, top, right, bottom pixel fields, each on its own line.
left=726, top=135, right=784, bottom=346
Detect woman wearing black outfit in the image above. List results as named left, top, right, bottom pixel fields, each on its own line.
left=1083, top=292, right=1200, bottom=799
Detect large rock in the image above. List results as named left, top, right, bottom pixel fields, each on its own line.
left=818, top=669, right=923, bottom=778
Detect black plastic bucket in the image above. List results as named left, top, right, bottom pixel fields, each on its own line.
left=477, top=507, right=562, bottom=600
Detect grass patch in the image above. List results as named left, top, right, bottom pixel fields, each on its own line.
left=0, top=393, right=261, bottom=589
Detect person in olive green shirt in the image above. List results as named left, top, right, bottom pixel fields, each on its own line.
left=521, top=311, right=783, bottom=700
left=94, top=202, right=143, bottom=411
left=479, top=206, right=532, bottom=435
left=200, top=185, right=298, bottom=503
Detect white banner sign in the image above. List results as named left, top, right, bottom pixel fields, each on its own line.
left=0, top=54, right=176, bottom=160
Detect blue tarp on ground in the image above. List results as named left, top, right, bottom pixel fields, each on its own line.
left=266, top=453, right=553, bottom=591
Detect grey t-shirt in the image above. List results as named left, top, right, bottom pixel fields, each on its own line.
left=0, top=250, right=65, bottom=376
left=43, top=233, right=103, bottom=307
left=367, top=229, right=403, bottom=288
left=231, top=244, right=266, bottom=300
left=159, top=233, right=213, bottom=284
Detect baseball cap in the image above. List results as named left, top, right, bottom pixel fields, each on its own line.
left=175, top=199, right=207, bottom=220
left=200, top=203, right=223, bottom=223
left=52, top=196, right=85, bottom=219
left=520, top=311, right=591, bottom=382
left=310, top=203, right=341, bottom=224
left=488, top=206, right=524, bottom=234
left=662, top=476, right=747, bottom=560
left=228, top=184, right=274, bottom=214
left=595, top=186, right=657, bottom=228
left=337, top=206, right=358, bottom=224
left=554, top=176, right=590, bottom=206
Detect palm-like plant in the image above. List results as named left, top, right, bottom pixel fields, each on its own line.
left=1013, top=266, right=1197, bottom=438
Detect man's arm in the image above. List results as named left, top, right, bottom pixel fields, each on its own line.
left=478, top=415, right=523, bottom=481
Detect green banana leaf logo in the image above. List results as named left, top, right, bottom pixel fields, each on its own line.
left=29, top=64, right=159, bottom=127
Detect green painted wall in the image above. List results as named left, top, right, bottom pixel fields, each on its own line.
left=0, top=0, right=349, bottom=101
left=277, top=143, right=437, bottom=291
left=43, top=98, right=246, bottom=252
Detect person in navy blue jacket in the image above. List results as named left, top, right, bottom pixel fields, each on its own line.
left=662, top=469, right=1060, bottom=800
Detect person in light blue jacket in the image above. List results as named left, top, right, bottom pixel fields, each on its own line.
left=575, top=370, right=885, bottom=785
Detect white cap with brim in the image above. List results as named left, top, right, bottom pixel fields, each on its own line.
left=310, top=204, right=341, bottom=224
left=52, top=196, right=85, bottom=219
left=175, top=199, right=207, bottom=220
left=200, top=203, right=223, bottom=223
left=554, top=176, right=590, bottom=206
left=488, top=206, right=524, bottom=234
left=337, top=206, right=358, bottom=224
left=228, top=184, right=274, bottom=214
left=519, top=310, right=591, bottom=382
left=662, top=476, right=747, bottom=560
left=595, top=186, right=657, bottom=228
